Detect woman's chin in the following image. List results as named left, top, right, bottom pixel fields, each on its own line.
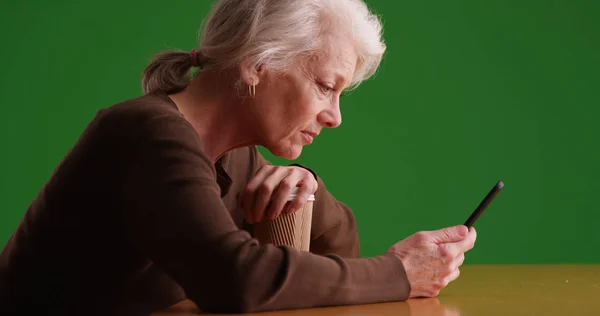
left=268, top=143, right=304, bottom=160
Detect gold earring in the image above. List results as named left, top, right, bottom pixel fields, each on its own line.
left=248, top=83, right=256, bottom=98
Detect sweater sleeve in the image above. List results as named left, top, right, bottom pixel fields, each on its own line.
left=251, top=148, right=361, bottom=258
left=120, top=115, right=410, bottom=313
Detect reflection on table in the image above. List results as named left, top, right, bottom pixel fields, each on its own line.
left=153, top=264, right=600, bottom=316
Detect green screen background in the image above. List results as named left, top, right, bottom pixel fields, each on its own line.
left=1, top=1, right=598, bottom=264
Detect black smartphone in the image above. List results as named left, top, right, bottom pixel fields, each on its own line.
left=464, top=181, right=504, bottom=228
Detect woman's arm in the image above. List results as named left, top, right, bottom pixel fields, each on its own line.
left=119, top=114, right=410, bottom=313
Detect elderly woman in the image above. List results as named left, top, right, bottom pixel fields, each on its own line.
left=0, top=0, right=476, bottom=314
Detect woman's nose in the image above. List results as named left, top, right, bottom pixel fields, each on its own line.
left=317, top=103, right=342, bottom=128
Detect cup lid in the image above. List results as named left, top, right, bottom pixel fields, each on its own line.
left=288, top=187, right=315, bottom=201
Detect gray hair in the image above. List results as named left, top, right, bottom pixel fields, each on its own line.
left=141, top=0, right=386, bottom=94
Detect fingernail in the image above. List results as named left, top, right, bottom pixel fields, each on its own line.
left=287, top=207, right=296, bottom=214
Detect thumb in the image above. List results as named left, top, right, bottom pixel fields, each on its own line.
left=431, top=225, right=468, bottom=244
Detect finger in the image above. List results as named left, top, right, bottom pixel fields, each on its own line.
left=441, top=267, right=461, bottom=286
left=452, top=253, right=465, bottom=270
left=439, top=253, right=465, bottom=278
left=439, top=237, right=474, bottom=264
left=437, top=241, right=463, bottom=266
left=289, top=166, right=319, bottom=193
left=447, top=227, right=477, bottom=254
left=468, top=227, right=477, bottom=248
left=265, top=170, right=302, bottom=220
left=284, top=174, right=317, bottom=215
left=252, top=167, right=289, bottom=223
left=242, top=166, right=275, bottom=223
left=431, top=225, right=468, bottom=244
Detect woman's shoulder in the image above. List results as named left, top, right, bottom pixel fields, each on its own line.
left=91, top=91, right=195, bottom=141
left=85, top=91, right=215, bottom=169
left=99, top=91, right=184, bottom=126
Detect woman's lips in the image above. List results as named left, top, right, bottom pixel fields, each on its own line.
left=301, top=131, right=316, bottom=144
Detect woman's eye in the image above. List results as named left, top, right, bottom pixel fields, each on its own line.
left=319, top=83, right=334, bottom=94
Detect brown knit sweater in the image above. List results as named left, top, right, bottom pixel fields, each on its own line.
left=0, top=91, right=410, bottom=315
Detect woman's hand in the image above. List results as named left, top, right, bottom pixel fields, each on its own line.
left=239, top=165, right=318, bottom=224
left=388, top=225, right=477, bottom=298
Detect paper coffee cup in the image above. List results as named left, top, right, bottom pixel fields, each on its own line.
left=252, top=187, right=315, bottom=251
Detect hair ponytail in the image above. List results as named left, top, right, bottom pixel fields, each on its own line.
left=141, top=50, right=195, bottom=95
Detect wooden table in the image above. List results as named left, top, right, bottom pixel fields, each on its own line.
left=152, top=265, right=600, bottom=316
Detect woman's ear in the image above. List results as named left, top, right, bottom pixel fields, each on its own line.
left=239, top=58, right=261, bottom=86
